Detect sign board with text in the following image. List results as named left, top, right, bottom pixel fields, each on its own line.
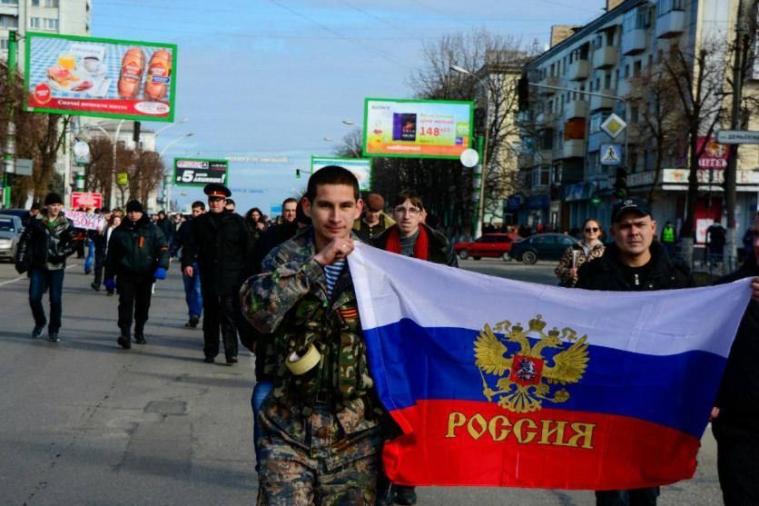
left=71, top=192, right=103, bottom=210
left=363, top=98, right=473, bottom=159
left=174, top=158, right=228, bottom=186
left=697, top=137, right=729, bottom=169
left=66, top=210, right=105, bottom=231
left=716, top=130, right=759, bottom=144
left=311, top=156, right=372, bottom=191
left=25, top=32, right=177, bottom=122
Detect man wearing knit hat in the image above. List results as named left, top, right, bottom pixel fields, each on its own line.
left=15, top=192, right=75, bottom=343
left=104, top=200, right=169, bottom=349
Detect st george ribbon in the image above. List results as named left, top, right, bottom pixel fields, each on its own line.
left=348, top=243, right=753, bottom=490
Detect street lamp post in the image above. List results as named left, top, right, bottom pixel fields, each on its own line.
left=158, top=132, right=194, bottom=212
left=450, top=65, right=490, bottom=239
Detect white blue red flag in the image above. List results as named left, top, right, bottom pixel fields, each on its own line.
left=348, top=244, right=753, bottom=490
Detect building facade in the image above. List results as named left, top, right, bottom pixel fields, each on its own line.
left=516, top=0, right=759, bottom=242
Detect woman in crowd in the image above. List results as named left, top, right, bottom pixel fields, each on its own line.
left=555, top=218, right=605, bottom=287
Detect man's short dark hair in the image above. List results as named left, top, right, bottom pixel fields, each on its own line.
left=30, top=202, right=41, bottom=211
left=191, top=201, right=205, bottom=210
left=393, top=190, right=424, bottom=211
left=282, top=197, right=298, bottom=208
left=305, top=166, right=359, bottom=202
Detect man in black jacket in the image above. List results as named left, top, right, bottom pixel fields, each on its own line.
left=181, top=184, right=253, bottom=365
left=711, top=213, right=759, bottom=505
left=104, top=200, right=169, bottom=349
left=576, top=198, right=693, bottom=506
left=15, top=193, right=75, bottom=342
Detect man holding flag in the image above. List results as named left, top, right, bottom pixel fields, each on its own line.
left=242, top=166, right=382, bottom=505
left=575, top=198, right=692, bottom=505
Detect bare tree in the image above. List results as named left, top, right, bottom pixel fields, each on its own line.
left=662, top=41, right=728, bottom=244
left=130, top=150, right=165, bottom=204
left=84, top=136, right=114, bottom=194
left=335, top=127, right=363, bottom=158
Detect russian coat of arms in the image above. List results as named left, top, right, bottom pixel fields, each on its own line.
left=474, top=314, right=590, bottom=413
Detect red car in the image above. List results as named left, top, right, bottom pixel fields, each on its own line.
left=454, top=233, right=517, bottom=261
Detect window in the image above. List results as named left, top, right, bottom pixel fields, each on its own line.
left=633, top=60, right=642, bottom=76
left=0, top=38, right=7, bottom=50
left=44, top=17, right=58, bottom=30
left=604, top=73, right=611, bottom=89
left=657, top=0, right=684, bottom=15
left=0, top=15, right=18, bottom=28
left=45, top=0, right=60, bottom=6
left=29, top=17, right=41, bottom=28
left=624, top=64, right=630, bottom=78
left=605, top=29, right=615, bottom=47
left=32, top=0, right=40, bottom=5
left=630, top=105, right=640, bottom=123
left=0, top=0, right=19, bottom=4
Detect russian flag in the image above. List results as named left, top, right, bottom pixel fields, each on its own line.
left=348, top=244, right=752, bottom=490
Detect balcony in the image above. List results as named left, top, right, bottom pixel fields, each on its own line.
left=540, top=75, right=560, bottom=94
left=562, top=139, right=586, bottom=159
left=655, top=10, right=685, bottom=39
left=592, top=46, right=618, bottom=69
left=621, top=29, right=647, bottom=55
left=590, top=89, right=617, bottom=111
left=568, top=60, right=589, bottom=81
left=537, top=148, right=553, bottom=164
left=536, top=111, right=556, bottom=127
left=565, top=100, right=589, bottom=119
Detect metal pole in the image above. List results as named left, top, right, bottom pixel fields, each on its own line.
left=724, top=0, right=746, bottom=268
left=110, top=120, right=125, bottom=209
left=3, top=30, right=18, bottom=208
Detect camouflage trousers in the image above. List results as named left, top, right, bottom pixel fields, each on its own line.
left=257, top=402, right=381, bottom=505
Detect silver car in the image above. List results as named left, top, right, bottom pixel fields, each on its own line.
left=0, top=214, right=24, bottom=262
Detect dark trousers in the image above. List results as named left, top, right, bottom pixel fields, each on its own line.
left=29, top=268, right=65, bottom=332
left=595, top=488, right=659, bottom=506
left=201, top=289, right=240, bottom=361
left=713, top=420, right=759, bottom=505
left=92, top=252, right=105, bottom=287
left=117, top=274, right=153, bottom=336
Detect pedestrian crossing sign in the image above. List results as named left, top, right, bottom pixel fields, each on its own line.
left=600, top=144, right=622, bottom=166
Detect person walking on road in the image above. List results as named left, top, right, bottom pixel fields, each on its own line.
left=104, top=200, right=169, bottom=349
left=241, top=166, right=382, bottom=504
left=576, top=198, right=693, bottom=506
left=181, top=184, right=253, bottom=365
left=174, top=201, right=205, bottom=328
left=555, top=218, right=605, bottom=287
left=711, top=214, right=759, bottom=506
left=14, top=192, right=75, bottom=343
left=660, top=220, right=677, bottom=258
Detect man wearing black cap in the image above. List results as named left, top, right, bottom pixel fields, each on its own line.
left=181, top=183, right=253, bottom=364
left=576, top=198, right=693, bottom=506
left=15, top=193, right=75, bottom=342
left=104, top=200, right=169, bottom=348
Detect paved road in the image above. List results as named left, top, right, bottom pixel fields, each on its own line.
left=0, top=261, right=723, bottom=505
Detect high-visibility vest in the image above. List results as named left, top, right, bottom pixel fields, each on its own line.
left=662, top=226, right=675, bottom=243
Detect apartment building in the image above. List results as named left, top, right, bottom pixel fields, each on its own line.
left=516, top=0, right=759, bottom=242
left=0, top=0, right=91, bottom=59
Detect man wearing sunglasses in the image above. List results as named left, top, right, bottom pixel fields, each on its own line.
left=711, top=213, right=759, bottom=505
left=576, top=198, right=694, bottom=506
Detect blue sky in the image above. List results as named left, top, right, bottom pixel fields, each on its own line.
left=92, top=0, right=605, bottom=213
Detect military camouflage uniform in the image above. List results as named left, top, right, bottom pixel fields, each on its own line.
left=241, top=228, right=382, bottom=505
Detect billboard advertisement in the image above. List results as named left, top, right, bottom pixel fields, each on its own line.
left=311, top=157, right=372, bottom=191
left=25, top=32, right=177, bottom=122
left=363, top=98, right=473, bottom=159
left=697, top=136, right=729, bottom=169
left=174, top=158, right=228, bottom=186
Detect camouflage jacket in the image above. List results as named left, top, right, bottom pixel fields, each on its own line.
left=241, top=227, right=379, bottom=436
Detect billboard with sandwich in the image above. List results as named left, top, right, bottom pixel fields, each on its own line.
left=25, top=32, right=177, bottom=122
left=362, top=98, right=473, bottom=159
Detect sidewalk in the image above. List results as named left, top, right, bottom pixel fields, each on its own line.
left=0, top=262, right=258, bottom=505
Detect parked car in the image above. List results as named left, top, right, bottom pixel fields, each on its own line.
left=0, top=214, right=24, bottom=262
left=509, top=233, right=580, bottom=265
left=454, top=233, right=517, bottom=261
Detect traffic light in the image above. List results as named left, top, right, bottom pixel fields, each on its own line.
left=132, top=121, right=141, bottom=144
left=613, top=167, right=627, bottom=199
left=295, top=169, right=301, bottom=179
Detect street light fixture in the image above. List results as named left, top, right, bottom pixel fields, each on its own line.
left=450, top=64, right=489, bottom=239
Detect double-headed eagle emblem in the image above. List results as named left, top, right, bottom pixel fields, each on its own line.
left=474, top=314, right=589, bottom=413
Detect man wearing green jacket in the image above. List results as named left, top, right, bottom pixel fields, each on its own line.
left=104, top=200, right=169, bottom=349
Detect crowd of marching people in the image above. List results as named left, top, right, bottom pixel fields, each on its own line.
left=9, top=166, right=759, bottom=505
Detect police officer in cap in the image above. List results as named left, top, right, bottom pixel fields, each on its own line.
left=181, top=183, right=254, bottom=364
